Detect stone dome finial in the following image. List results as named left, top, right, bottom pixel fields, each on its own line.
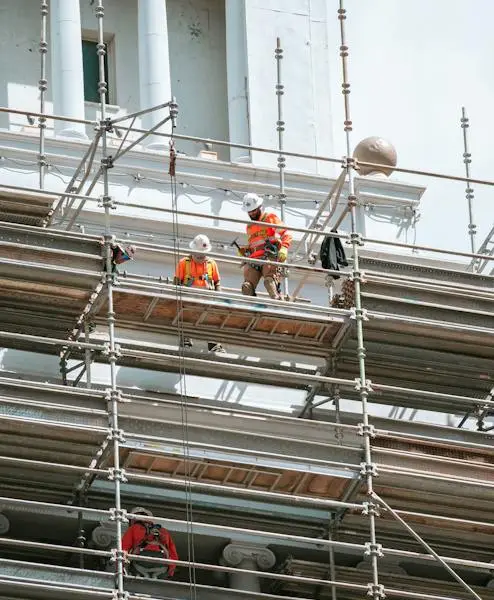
left=353, top=136, right=397, bottom=177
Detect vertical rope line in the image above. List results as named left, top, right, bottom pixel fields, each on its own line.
left=169, top=141, right=198, bottom=598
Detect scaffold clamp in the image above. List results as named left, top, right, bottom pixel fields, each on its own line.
left=358, top=423, right=376, bottom=438
left=105, top=388, right=124, bottom=403
left=349, top=269, right=367, bottom=283
left=110, top=548, right=129, bottom=565
left=98, top=194, right=116, bottom=209
left=112, top=591, right=129, bottom=600
left=355, top=378, right=373, bottom=393
left=350, top=307, right=369, bottom=321
left=360, top=462, right=378, bottom=477
left=362, top=501, right=381, bottom=517
left=108, top=467, right=128, bottom=483
left=364, top=542, right=384, bottom=558
left=367, top=583, right=386, bottom=599
left=109, top=507, right=128, bottom=524
left=107, top=428, right=125, bottom=443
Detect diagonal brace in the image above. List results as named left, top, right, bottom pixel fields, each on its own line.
left=372, top=492, right=483, bottom=600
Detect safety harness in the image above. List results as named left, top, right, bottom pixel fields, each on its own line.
left=183, top=257, right=215, bottom=289
left=131, top=522, right=170, bottom=579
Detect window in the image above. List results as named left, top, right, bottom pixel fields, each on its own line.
left=82, top=39, right=109, bottom=103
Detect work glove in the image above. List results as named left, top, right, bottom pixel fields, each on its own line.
left=237, top=246, right=248, bottom=257
left=277, top=246, right=288, bottom=262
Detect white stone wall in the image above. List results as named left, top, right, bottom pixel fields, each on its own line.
left=0, top=0, right=229, bottom=153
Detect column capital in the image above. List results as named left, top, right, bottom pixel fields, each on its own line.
left=91, top=519, right=117, bottom=548
left=222, top=542, right=276, bottom=571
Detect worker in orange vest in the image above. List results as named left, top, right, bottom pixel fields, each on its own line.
left=238, top=193, right=292, bottom=300
left=122, top=507, right=178, bottom=579
left=174, top=234, right=225, bottom=352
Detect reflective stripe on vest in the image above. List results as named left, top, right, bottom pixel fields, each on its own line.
left=247, top=213, right=280, bottom=248
left=183, top=257, right=215, bottom=290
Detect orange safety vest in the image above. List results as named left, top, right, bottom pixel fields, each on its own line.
left=246, top=212, right=292, bottom=250
left=177, top=257, right=217, bottom=290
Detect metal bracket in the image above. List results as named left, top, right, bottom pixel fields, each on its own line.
left=112, top=591, right=129, bottom=600
left=108, top=467, right=128, bottom=483
left=367, top=583, right=386, bottom=599
left=355, top=378, right=373, bottom=393
left=105, top=389, right=124, bottom=403
left=102, top=344, right=122, bottom=358
left=350, top=307, right=369, bottom=321
left=109, top=507, right=128, bottom=524
left=347, top=231, right=364, bottom=246
left=110, top=549, right=129, bottom=565
left=101, top=155, right=114, bottom=170
left=107, top=428, right=125, bottom=443
left=360, top=462, right=378, bottom=477
left=362, top=501, right=381, bottom=517
left=364, top=542, right=384, bottom=558
left=98, top=195, right=116, bottom=209
left=349, top=269, right=367, bottom=283
left=99, top=117, right=114, bottom=133
left=358, top=423, right=376, bottom=438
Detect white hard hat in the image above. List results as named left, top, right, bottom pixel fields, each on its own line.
left=242, top=193, right=263, bottom=213
left=131, top=507, right=153, bottom=518
left=189, top=234, right=212, bottom=253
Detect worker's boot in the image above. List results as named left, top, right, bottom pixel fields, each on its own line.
left=241, top=281, right=256, bottom=296
left=264, top=276, right=282, bottom=300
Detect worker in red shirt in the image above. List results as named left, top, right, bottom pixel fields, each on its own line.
left=238, top=193, right=292, bottom=300
left=122, top=507, right=178, bottom=579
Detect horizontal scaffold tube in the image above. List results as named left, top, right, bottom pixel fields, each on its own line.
left=6, top=103, right=494, bottom=188
left=0, top=179, right=494, bottom=266
left=0, top=496, right=491, bottom=574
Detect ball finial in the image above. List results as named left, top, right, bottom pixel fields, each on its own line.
left=353, top=137, right=397, bottom=177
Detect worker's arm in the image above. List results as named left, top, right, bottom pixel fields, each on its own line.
left=163, top=530, right=179, bottom=577
left=212, top=260, right=221, bottom=291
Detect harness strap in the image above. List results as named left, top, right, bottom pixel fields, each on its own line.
left=183, top=257, right=214, bottom=289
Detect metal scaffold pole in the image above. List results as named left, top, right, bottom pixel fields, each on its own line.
left=95, top=1, right=126, bottom=597
left=460, top=107, right=477, bottom=257
left=38, top=0, right=48, bottom=189
left=275, top=37, right=289, bottom=299
left=338, top=3, right=383, bottom=600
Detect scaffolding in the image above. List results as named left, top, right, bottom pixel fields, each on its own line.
left=0, top=1, right=492, bottom=600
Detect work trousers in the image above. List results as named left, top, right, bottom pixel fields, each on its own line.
left=242, top=263, right=281, bottom=299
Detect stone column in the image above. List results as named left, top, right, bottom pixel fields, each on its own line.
left=50, top=0, right=87, bottom=139
left=222, top=542, right=276, bottom=593
left=225, top=0, right=251, bottom=163
left=137, top=0, right=172, bottom=151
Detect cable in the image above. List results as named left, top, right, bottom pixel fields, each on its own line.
left=169, top=138, right=198, bottom=598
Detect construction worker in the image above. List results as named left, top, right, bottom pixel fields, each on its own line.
left=174, top=234, right=225, bottom=352
left=238, top=193, right=292, bottom=300
left=122, top=507, right=178, bottom=579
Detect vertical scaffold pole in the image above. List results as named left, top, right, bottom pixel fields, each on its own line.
left=337, top=3, right=383, bottom=600
left=275, top=37, right=289, bottom=299
left=460, top=107, right=477, bottom=257
left=95, top=1, right=126, bottom=597
left=38, top=0, right=48, bottom=189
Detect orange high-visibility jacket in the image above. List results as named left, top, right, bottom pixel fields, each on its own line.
left=175, top=256, right=220, bottom=290
left=246, top=212, right=292, bottom=251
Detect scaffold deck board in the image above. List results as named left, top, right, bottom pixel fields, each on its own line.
left=99, top=284, right=348, bottom=355
left=0, top=187, right=58, bottom=227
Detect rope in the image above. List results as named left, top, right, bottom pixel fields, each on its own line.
left=169, top=139, right=198, bottom=598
